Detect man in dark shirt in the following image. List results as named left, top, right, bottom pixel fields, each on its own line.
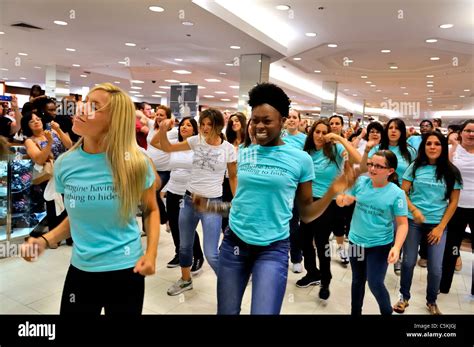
left=42, top=99, right=79, bottom=143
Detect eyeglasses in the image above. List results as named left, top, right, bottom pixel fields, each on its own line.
left=367, top=163, right=388, bottom=170
left=463, top=129, right=474, bottom=134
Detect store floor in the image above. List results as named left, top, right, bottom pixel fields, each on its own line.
left=0, top=222, right=472, bottom=315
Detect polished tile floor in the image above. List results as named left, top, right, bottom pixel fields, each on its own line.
left=0, top=223, right=472, bottom=315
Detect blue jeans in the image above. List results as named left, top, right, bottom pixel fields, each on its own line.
left=400, top=219, right=447, bottom=304
left=178, top=194, right=222, bottom=274
left=217, top=228, right=290, bottom=315
left=349, top=242, right=393, bottom=315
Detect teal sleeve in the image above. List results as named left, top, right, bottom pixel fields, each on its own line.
left=402, top=162, right=415, bottom=182
left=393, top=189, right=408, bottom=216
left=368, top=145, right=379, bottom=158
left=300, top=154, right=315, bottom=182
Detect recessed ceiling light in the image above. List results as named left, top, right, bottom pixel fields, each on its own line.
left=129, top=91, right=140, bottom=94
left=66, top=48, right=76, bottom=52
left=425, top=38, right=438, bottom=43
left=174, top=58, right=183, bottom=62
left=18, top=53, right=28, bottom=56
left=230, top=46, right=241, bottom=50
left=459, top=95, right=465, bottom=98
left=215, top=91, right=227, bottom=94
left=159, top=86, right=171, bottom=89
left=426, top=81, right=434, bottom=84
left=381, top=49, right=391, bottom=53
left=131, top=86, right=142, bottom=90
left=149, top=6, right=165, bottom=12
left=230, top=86, right=239, bottom=89
left=293, top=57, right=302, bottom=61
left=0, top=68, right=8, bottom=71
left=54, top=20, right=68, bottom=26
left=376, top=89, right=382, bottom=92
left=203, top=95, right=215, bottom=98
left=173, top=70, right=192, bottom=74
left=403, top=92, right=409, bottom=95
left=427, top=85, right=434, bottom=88
left=314, top=70, right=321, bottom=73
left=221, top=98, right=231, bottom=101
left=20, top=77, right=26, bottom=80
left=114, top=81, right=120, bottom=84
left=361, top=75, right=368, bottom=78
left=225, top=63, right=234, bottom=66
left=430, top=57, right=440, bottom=61
left=439, top=24, right=453, bottom=29
left=125, top=43, right=136, bottom=47
left=165, top=79, right=180, bottom=83
left=327, top=44, right=338, bottom=48
left=205, top=79, right=221, bottom=82
left=305, top=32, right=317, bottom=37
left=426, top=74, right=434, bottom=78
left=72, top=64, right=80, bottom=67
left=182, top=21, right=194, bottom=26
left=464, top=89, right=470, bottom=92
left=80, top=74, right=87, bottom=78
left=276, top=5, right=291, bottom=10
left=365, top=81, right=372, bottom=84
left=390, top=66, right=398, bottom=69
left=352, top=94, right=358, bottom=96
left=131, top=80, right=144, bottom=84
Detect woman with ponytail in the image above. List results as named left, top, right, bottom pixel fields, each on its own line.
left=394, top=131, right=462, bottom=315
left=337, top=150, right=408, bottom=315
left=21, top=83, right=160, bottom=315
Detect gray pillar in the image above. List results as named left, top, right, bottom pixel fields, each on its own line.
left=320, top=81, right=338, bottom=118
left=238, top=54, right=270, bottom=114
left=45, top=65, right=70, bottom=99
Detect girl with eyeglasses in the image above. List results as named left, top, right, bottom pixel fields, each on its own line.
left=440, top=119, right=474, bottom=295
left=394, top=131, right=462, bottom=315
left=337, top=150, right=408, bottom=315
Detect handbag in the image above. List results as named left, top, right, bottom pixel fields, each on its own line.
left=32, top=160, right=54, bottom=185
left=31, top=140, right=54, bottom=185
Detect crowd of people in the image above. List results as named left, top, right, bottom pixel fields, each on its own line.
left=6, top=82, right=471, bottom=316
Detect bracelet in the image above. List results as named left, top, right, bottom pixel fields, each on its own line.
left=39, top=234, right=50, bottom=249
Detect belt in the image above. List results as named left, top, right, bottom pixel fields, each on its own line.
left=185, top=190, right=193, bottom=197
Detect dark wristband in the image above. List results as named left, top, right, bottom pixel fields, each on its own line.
left=39, top=235, right=50, bottom=249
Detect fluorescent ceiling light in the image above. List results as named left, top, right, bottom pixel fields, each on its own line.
left=230, top=46, right=241, bottom=49
left=425, top=38, right=438, bottom=43
left=131, top=80, right=144, bottom=84
left=66, top=48, right=76, bottom=52
left=135, top=95, right=144, bottom=97
left=80, top=74, right=87, bottom=78
left=125, top=43, right=136, bottom=47
left=129, top=91, right=140, bottom=94
left=361, top=76, right=368, bottom=78
left=459, top=95, right=465, bottom=98
left=114, top=81, right=120, bottom=84
left=165, top=79, right=180, bottom=83
left=327, top=44, right=338, bottom=48
left=426, top=75, right=434, bottom=78
left=173, top=70, right=192, bottom=74
left=151, top=95, right=161, bottom=97
left=463, top=89, right=470, bottom=92
left=0, top=68, right=8, bottom=71
left=305, top=32, right=317, bottom=37
left=221, top=98, right=231, bottom=101
left=314, top=70, right=321, bottom=73
left=20, top=77, right=26, bottom=80
left=225, top=63, right=234, bottom=66
left=215, top=91, right=227, bottom=94
left=182, top=21, right=194, bottom=26
left=293, top=57, right=302, bottom=61
left=403, top=92, right=409, bottom=95
left=149, top=6, right=164, bottom=12
left=174, top=58, right=183, bottom=62
left=34, top=66, right=41, bottom=69
left=72, top=64, right=80, bottom=67
left=205, top=79, right=221, bottom=82
left=400, top=86, right=406, bottom=89
left=159, top=86, right=171, bottom=89
left=430, top=57, right=440, bottom=61
left=439, top=24, right=453, bottom=29
left=276, top=5, right=290, bottom=10
left=381, top=49, right=391, bottom=53
left=179, top=83, right=190, bottom=85
left=390, top=66, right=398, bottom=69
left=230, top=86, right=239, bottom=89
left=154, top=91, right=166, bottom=94
left=198, top=86, right=206, bottom=89
left=54, top=20, right=68, bottom=26
left=434, top=110, right=474, bottom=118
left=118, top=61, right=127, bottom=65
left=131, top=86, right=142, bottom=90
left=203, top=95, right=215, bottom=98
left=18, top=53, right=28, bottom=56
left=376, top=90, right=382, bottom=92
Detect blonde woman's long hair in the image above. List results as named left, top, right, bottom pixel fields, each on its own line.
left=68, top=83, right=149, bottom=224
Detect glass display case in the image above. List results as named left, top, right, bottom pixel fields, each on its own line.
left=0, top=146, right=46, bottom=242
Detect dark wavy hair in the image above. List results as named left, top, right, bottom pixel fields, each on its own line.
left=411, top=131, right=462, bottom=199
left=248, top=83, right=290, bottom=117
left=372, top=150, right=399, bottom=186
left=380, top=118, right=414, bottom=163
left=303, top=119, right=339, bottom=168
left=177, top=117, right=198, bottom=142
left=364, top=121, right=384, bottom=141
left=226, top=112, right=247, bottom=146
left=21, top=112, right=45, bottom=138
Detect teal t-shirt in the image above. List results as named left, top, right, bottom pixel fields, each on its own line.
left=310, top=143, right=346, bottom=198
left=403, top=163, right=462, bottom=224
left=369, top=144, right=417, bottom=185
left=348, top=176, right=408, bottom=248
left=55, top=146, right=155, bottom=272
left=282, top=131, right=306, bottom=150
left=230, top=143, right=314, bottom=246
left=407, top=136, right=422, bottom=151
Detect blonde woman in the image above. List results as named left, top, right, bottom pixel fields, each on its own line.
left=21, top=83, right=160, bottom=315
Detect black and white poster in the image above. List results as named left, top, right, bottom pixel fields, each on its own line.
left=170, top=84, right=198, bottom=120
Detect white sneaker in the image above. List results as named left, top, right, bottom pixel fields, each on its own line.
left=291, top=263, right=303, bottom=273
left=337, top=246, right=349, bottom=265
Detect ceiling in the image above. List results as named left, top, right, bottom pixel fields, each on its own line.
left=0, top=0, right=473, bottom=125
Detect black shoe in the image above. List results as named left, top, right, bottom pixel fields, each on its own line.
left=167, top=254, right=180, bottom=268
left=319, top=286, right=330, bottom=300
left=296, top=274, right=321, bottom=288
left=191, top=258, right=204, bottom=275
left=65, top=237, right=73, bottom=246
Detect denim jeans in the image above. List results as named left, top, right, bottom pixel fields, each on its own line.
left=400, top=219, right=447, bottom=304
left=217, top=228, right=290, bottom=315
left=349, top=242, right=393, bottom=315
left=178, top=194, right=222, bottom=274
